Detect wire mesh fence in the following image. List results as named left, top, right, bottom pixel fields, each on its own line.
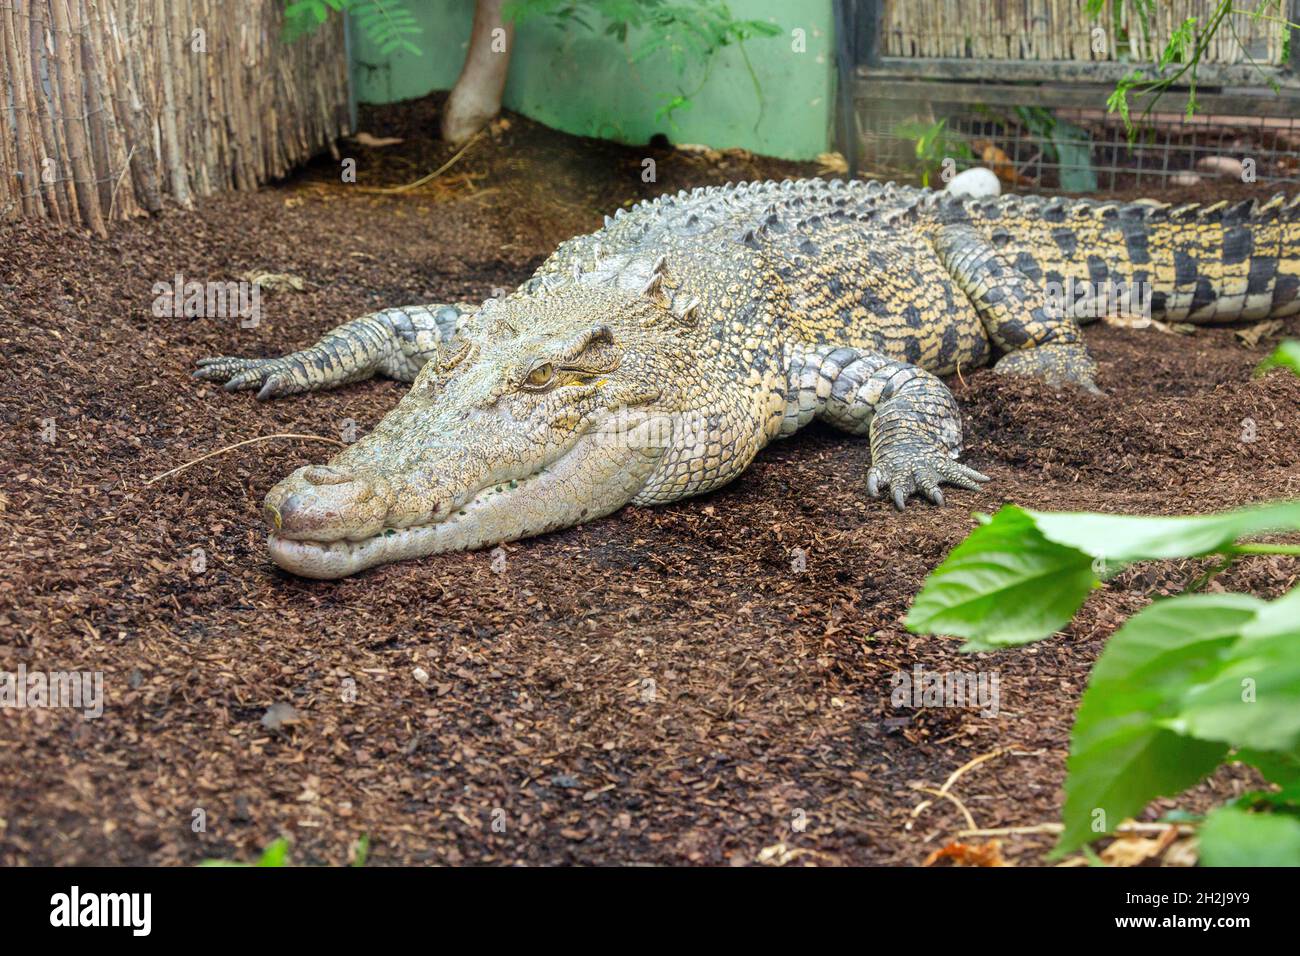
left=856, top=97, right=1300, bottom=192
left=854, top=0, right=1300, bottom=192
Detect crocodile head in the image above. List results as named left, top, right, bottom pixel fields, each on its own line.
left=262, top=284, right=715, bottom=578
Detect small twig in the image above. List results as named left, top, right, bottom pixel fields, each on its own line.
left=914, top=786, right=977, bottom=831
left=144, top=434, right=346, bottom=486
left=938, top=747, right=1007, bottom=795
left=356, top=131, right=483, bottom=195
left=956, top=821, right=1194, bottom=838
left=909, top=747, right=1011, bottom=834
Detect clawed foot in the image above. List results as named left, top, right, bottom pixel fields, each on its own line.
left=993, top=342, right=1102, bottom=395
left=193, top=355, right=306, bottom=400
left=867, top=447, right=990, bottom=510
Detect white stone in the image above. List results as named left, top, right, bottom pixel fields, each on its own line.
left=945, top=167, right=1002, bottom=199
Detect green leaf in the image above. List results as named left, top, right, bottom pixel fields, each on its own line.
left=1237, top=747, right=1300, bottom=789
left=1051, top=119, right=1097, bottom=193
left=199, top=837, right=290, bottom=867
left=257, top=837, right=290, bottom=867
left=904, top=506, right=1099, bottom=651
left=1233, top=780, right=1300, bottom=811
left=1030, top=502, right=1300, bottom=564
left=351, top=834, right=370, bottom=867
left=1258, top=339, right=1300, bottom=377
left=1173, top=588, right=1300, bottom=752
left=631, top=35, right=667, bottom=62
left=1159, top=17, right=1197, bottom=67
left=1056, top=594, right=1261, bottom=854
left=1198, top=806, right=1300, bottom=866
left=908, top=502, right=1300, bottom=650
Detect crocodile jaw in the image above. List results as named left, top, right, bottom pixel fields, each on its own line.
left=265, top=423, right=668, bottom=579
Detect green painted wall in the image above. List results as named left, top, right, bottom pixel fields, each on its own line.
left=349, top=0, right=835, bottom=160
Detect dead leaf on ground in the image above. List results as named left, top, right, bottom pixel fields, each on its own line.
left=261, top=702, right=301, bottom=731
left=756, top=842, right=819, bottom=866
left=1235, top=319, right=1283, bottom=348
left=351, top=132, right=404, bottom=148
left=1162, top=837, right=1199, bottom=867
left=1101, top=314, right=1154, bottom=330
left=973, top=140, right=1035, bottom=187
left=922, top=840, right=1011, bottom=867
left=676, top=142, right=723, bottom=163
left=1099, top=826, right=1180, bottom=867
left=240, top=270, right=306, bottom=293
left=817, top=151, right=849, bottom=175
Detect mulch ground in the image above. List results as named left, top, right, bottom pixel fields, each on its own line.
left=2, top=95, right=1298, bottom=866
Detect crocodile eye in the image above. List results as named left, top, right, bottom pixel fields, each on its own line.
left=523, top=362, right=555, bottom=390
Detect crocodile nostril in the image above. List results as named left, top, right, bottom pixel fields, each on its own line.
left=304, top=465, right=353, bottom=485
left=266, top=470, right=391, bottom=541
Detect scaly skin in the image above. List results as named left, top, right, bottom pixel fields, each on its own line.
left=195, top=179, right=1300, bottom=578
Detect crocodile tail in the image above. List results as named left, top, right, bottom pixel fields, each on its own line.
left=963, top=192, right=1300, bottom=324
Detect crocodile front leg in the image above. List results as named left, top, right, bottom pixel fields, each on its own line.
left=193, top=303, right=472, bottom=399
left=780, top=345, right=989, bottom=508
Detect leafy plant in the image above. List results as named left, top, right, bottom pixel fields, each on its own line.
left=285, top=1, right=782, bottom=128
left=1089, top=0, right=1298, bottom=139
left=504, top=0, right=781, bottom=126
left=199, top=835, right=372, bottom=867
left=1258, top=338, right=1300, bottom=377
left=893, top=118, right=974, bottom=188
left=285, top=1, right=423, bottom=56
left=1011, top=106, right=1097, bottom=192
left=351, top=834, right=371, bottom=866
left=201, top=837, right=291, bottom=867
left=905, top=502, right=1300, bottom=652
left=1058, top=587, right=1300, bottom=856
left=905, top=341, right=1300, bottom=871
left=907, top=502, right=1300, bottom=862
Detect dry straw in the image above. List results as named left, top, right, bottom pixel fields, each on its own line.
left=0, top=0, right=350, bottom=235
left=879, top=0, right=1284, bottom=65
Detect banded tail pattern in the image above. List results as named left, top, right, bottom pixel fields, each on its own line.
left=965, top=192, right=1300, bottom=323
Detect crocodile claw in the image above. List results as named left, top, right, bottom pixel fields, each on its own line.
left=867, top=449, right=989, bottom=510
left=193, top=356, right=302, bottom=399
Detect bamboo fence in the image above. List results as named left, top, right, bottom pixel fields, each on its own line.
left=880, top=0, right=1287, bottom=65
left=0, top=0, right=350, bottom=236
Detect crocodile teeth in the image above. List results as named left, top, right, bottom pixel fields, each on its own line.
left=640, top=273, right=663, bottom=297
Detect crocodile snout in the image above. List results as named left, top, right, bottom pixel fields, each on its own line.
left=264, top=465, right=390, bottom=542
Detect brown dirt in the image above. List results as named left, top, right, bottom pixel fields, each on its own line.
left=2, top=96, right=1298, bottom=867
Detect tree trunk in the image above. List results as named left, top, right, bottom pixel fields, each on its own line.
left=441, top=0, right=513, bottom=144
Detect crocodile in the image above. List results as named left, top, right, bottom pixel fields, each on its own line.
left=194, top=178, right=1300, bottom=578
